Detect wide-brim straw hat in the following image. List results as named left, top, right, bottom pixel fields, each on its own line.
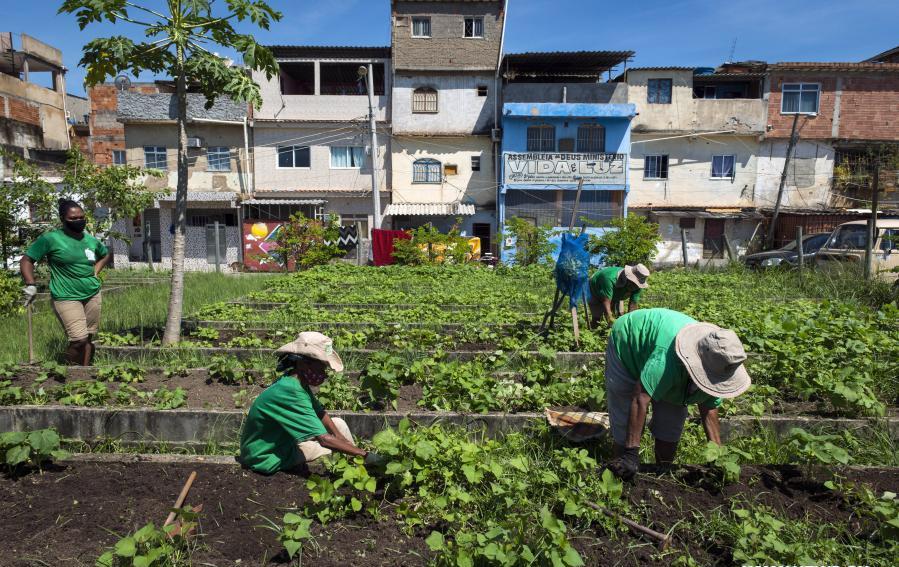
left=621, top=264, right=650, bottom=289
left=276, top=331, right=344, bottom=372
left=675, top=323, right=751, bottom=398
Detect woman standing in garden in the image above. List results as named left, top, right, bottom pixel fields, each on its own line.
left=603, top=307, right=751, bottom=480
left=20, top=199, right=110, bottom=366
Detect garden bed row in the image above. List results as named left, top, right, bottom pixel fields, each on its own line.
left=1, top=457, right=896, bottom=566
left=2, top=405, right=897, bottom=448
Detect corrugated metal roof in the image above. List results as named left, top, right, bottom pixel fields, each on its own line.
left=384, top=203, right=476, bottom=216
left=625, top=66, right=696, bottom=71
left=771, top=62, right=899, bottom=72
left=863, top=45, right=899, bottom=63
left=694, top=72, right=766, bottom=80
left=503, top=51, right=633, bottom=76
left=268, top=45, right=390, bottom=59
left=241, top=198, right=326, bottom=205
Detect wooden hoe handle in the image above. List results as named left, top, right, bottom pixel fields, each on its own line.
left=582, top=498, right=671, bottom=551
left=164, top=471, right=197, bottom=527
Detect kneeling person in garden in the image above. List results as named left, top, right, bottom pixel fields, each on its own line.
left=239, top=332, right=385, bottom=474
left=604, top=308, right=751, bottom=480
left=588, top=264, right=650, bottom=325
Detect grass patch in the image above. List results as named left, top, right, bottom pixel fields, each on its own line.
left=0, top=272, right=276, bottom=365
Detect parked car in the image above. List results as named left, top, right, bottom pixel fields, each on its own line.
left=743, top=233, right=831, bottom=269
left=815, top=219, right=899, bottom=281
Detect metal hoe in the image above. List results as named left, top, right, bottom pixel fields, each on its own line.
left=575, top=488, right=671, bottom=550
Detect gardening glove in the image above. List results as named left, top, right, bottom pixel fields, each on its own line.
left=605, top=447, right=640, bottom=481
left=363, top=451, right=388, bottom=475
left=22, top=285, right=37, bottom=306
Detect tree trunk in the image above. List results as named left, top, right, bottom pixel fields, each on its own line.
left=162, top=48, right=189, bottom=346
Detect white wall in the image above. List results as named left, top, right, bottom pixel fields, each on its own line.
left=629, top=134, right=759, bottom=208
left=252, top=59, right=390, bottom=122
left=391, top=136, right=495, bottom=206
left=756, top=140, right=834, bottom=210
left=652, top=215, right=762, bottom=266
left=626, top=69, right=766, bottom=134
left=253, top=126, right=390, bottom=193
left=392, top=73, right=494, bottom=134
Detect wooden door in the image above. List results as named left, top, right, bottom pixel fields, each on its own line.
left=703, top=219, right=726, bottom=259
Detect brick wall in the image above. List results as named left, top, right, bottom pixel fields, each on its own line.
left=392, top=0, right=503, bottom=71
left=768, top=72, right=899, bottom=141
left=87, top=83, right=160, bottom=164
left=3, top=95, right=41, bottom=126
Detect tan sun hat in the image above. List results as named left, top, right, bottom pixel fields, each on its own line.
left=620, top=264, right=650, bottom=289
left=276, top=331, right=344, bottom=372
left=675, top=324, right=751, bottom=398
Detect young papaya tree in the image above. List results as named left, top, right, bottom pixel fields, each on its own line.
left=60, top=0, right=281, bottom=345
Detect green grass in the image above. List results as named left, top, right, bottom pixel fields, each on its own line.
left=0, top=272, right=277, bottom=365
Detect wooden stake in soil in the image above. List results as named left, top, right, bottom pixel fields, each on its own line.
left=164, top=470, right=197, bottom=527
left=26, top=303, right=34, bottom=365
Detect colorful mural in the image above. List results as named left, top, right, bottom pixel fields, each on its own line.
left=242, top=221, right=288, bottom=272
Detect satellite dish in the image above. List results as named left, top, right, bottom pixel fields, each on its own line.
left=114, top=76, right=132, bottom=91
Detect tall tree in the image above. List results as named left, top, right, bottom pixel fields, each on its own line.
left=60, top=0, right=281, bottom=345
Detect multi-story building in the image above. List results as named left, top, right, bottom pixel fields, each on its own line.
left=622, top=63, right=771, bottom=263
left=763, top=60, right=899, bottom=245
left=0, top=32, right=70, bottom=179
left=249, top=45, right=391, bottom=266
left=110, top=87, right=249, bottom=271
left=498, top=51, right=634, bottom=261
left=387, top=0, right=505, bottom=249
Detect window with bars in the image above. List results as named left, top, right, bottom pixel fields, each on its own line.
left=207, top=147, right=231, bottom=171
left=413, top=158, right=442, bottom=183
left=781, top=83, right=820, bottom=114
left=412, top=17, right=431, bottom=38
left=143, top=146, right=167, bottom=170
left=576, top=125, right=605, bottom=152
left=526, top=125, right=555, bottom=152
left=464, top=16, right=484, bottom=38
left=711, top=155, right=736, bottom=179
left=112, top=150, right=126, bottom=165
left=643, top=155, right=669, bottom=179
left=412, top=87, right=438, bottom=113
left=471, top=155, right=481, bottom=171
left=648, top=78, right=672, bottom=104
left=277, top=146, right=311, bottom=168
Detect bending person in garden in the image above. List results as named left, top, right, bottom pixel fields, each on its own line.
left=603, top=308, right=751, bottom=481
left=239, top=332, right=386, bottom=475
left=20, top=199, right=111, bottom=366
left=587, top=264, right=650, bottom=325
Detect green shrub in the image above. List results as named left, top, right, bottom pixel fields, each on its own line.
left=502, top=217, right=554, bottom=266
left=392, top=224, right=472, bottom=266
left=588, top=214, right=660, bottom=266
left=0, top=270, right=22, bottom=318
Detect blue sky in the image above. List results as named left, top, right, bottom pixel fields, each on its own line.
left=7, top=0, right=898, bottom=97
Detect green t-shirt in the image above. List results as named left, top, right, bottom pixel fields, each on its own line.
left=611, top=308, right=721, bottom=408
left=239, top=376, right=328, bottom=474
left=590, top=267, right=643, bottom=307
left=25, top=229, right=108, bottom=301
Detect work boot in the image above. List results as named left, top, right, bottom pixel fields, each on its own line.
left=65, top=339, right=88, bottom=366
left=84, top=336, right=95, bottom=366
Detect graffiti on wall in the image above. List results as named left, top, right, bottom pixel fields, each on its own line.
left=243, top=221, right=286, bottom=272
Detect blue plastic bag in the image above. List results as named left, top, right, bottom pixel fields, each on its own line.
left=554, top=232, right=591, bottom=308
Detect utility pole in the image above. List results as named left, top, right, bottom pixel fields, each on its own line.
left=864, top=165, right=880, bottom=280
left=766, top=113, right=800, bottom=249
left=360, top=64, right=382, bottom=232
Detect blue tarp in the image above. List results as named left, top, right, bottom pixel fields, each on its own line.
left=554, top=232, right=591, bottom=308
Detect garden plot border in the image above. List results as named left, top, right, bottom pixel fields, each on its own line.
left=96, top=345, right=605, bottom=365
left=183, top=320, right=537, bottom=331
left=227, top=301, right=542, bottom=312
left=2, top=405, right=897, bottom=446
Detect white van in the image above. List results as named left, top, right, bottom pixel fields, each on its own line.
left=815, top=219, right=899, bottom=282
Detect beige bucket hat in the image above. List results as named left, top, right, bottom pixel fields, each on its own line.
left=620, top=264, right=651, bottom=289
left=675, top=324, right=751, bottom=398
left=276, top=331, right=344, bottom=372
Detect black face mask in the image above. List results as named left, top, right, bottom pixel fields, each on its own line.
left=64, top=219, right=87, bottom=233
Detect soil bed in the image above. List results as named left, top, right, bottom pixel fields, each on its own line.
left=0, top=461, right=895, bottom=566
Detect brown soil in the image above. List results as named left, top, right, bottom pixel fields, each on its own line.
left=0, top=462, right=895, bottom=566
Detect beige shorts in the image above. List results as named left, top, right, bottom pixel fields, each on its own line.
left=290, top=417, right=355, bottom=466
left=51, top=293, right=102, bottom=342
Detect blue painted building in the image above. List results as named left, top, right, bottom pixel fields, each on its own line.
left=497, top=51, right=636, bottom=261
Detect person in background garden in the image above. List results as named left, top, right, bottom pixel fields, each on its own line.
left=20, top=199, right=110, bottom=366
left=603, top=308, right=751, bottom=480
left=240, top=332, right=386, bottom=475
left=588, top=264, right=650, bottom=325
